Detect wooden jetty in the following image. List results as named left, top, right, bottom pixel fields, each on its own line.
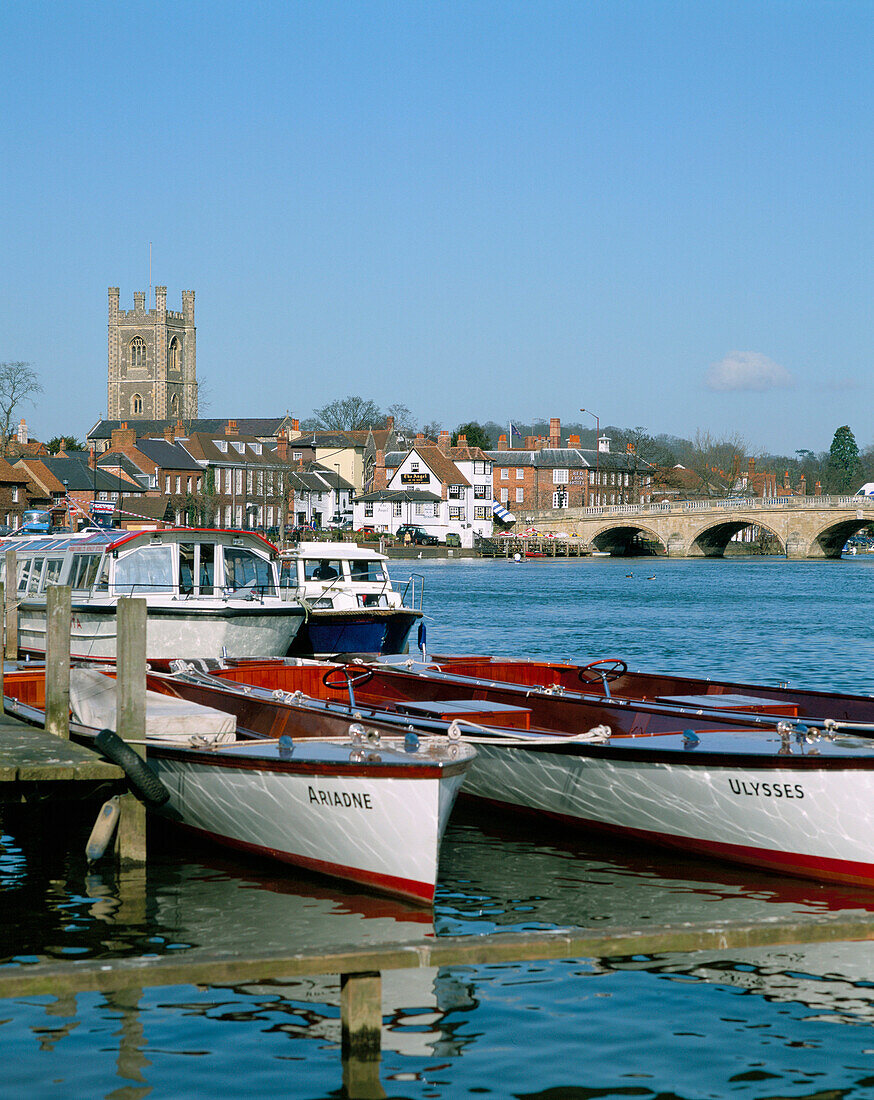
left=477, top=535, right=590, bottom=558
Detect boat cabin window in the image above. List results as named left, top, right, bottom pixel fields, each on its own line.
left=349, top=559, right=386, bottom=583
left=278, top=559, right=296, bottom=589
left=199, top=543, right=215, bottom=595
left=44, top=558, right=63, bottom=588
left=94, top=557, right=110, bottom=592
left=179, top=542, right=216, bottom=596
left=70, top=554, right=103, bottom=592
left=180, top=543, right=195, bottom=595
left=113, top=545, right=174, bottom=595
left=223, top=547, right=276, bottom=596
left=26, top=557, right=45, bottom=595
left=303, top=559, right=342, bottom=583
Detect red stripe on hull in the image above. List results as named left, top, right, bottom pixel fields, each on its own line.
left=173, top=821, right=435, bottom=905
left=464, top=794, right=874, bottom=888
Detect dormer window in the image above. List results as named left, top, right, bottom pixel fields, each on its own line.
left=251, top=443, right=262, bottom=455
left=215, top=440, right=228, bottom=453
left=232, top=441, right=244, bottom=454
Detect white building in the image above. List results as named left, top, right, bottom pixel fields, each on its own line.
left=353, top=437, right=494, bottom=545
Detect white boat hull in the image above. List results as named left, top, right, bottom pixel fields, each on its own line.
left=18, top=600, right=303, bottom=660
left=151, top=750, right=468, bottom=902
left=464, top=742, right=874, bottom=886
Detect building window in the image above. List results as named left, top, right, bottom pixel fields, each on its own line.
left=410, top=462, right=419, bottom=473
left=473, top=484, right=488, bottom=499
left=553, top=469, right=569, bottom=484
left=553, top=491, right=568, bottom=509
left=473, top=460, right=491, bottom=475
left=170, top=393, right=179, bottom=416
left=129, top=337, right=145, bottom=369
left=449, top=506, right=463, bottom=520
left=131, top=393, right=143, bottom=415
left=500, top=488, right=509, bottom=503
left=516, top=468, right=524, bottom=480
left=500, top=468, right=509, bottom=480
left=175, top=475, right=181, bottom=493
left=293, top=451, right=302, bottom=461
left=216, top=440, right=228, bottom=453
left=448, top=484, right=463, bottom=499
left=392, top=502, right=403, bottom=516
left=515, top=488, right=524, bottom=503
left=168, top=336, right=181, bottom=372
left=474, top=506, right=490, bottom=520
left=364, top=503, right=373, bottom=518
left=12, top=487, right=18, bottom=503
left=165, top=474, right=170, bottom=493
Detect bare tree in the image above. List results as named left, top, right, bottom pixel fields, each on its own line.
left=0, top=362, right=42, bottom=455
left=309, top=395, right=384, bottom=431
left=684, top=429, right=752, bottom=497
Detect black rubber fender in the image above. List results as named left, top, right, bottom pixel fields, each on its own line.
left=94, top=729, right=170, bottom=807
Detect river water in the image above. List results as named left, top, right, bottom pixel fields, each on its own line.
left=3, top=555, right=874, bottom=1098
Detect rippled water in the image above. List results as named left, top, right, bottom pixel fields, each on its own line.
left=4, top=555, right=874, bottom=1098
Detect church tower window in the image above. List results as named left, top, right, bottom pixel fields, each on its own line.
left=130, top=337, right=145, bottom=369
left=168, top=336, right=181, bottom=372
left=131, top=393, right=143, bottom=415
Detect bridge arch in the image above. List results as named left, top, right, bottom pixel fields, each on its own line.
left=688, top=516, right=784, bottom=558
left=806, top=517, right=873, bottom=559
left=589, top=521, right=667, bottom=557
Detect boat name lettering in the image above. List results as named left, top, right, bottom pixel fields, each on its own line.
left=727, top=778, right=804, bottom=799
left=307, top=786, right=372, bottom=810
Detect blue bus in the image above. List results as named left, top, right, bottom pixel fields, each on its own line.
left=20, top=509, right=53, bottom=534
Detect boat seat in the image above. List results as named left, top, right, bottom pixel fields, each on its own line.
left=392, top=698, right=532, bottom=730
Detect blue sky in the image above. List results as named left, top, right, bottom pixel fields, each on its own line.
left=2, top=0, right=871, bottom=454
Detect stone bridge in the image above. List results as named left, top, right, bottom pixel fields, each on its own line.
left=518, top=496, right=874, bottom=558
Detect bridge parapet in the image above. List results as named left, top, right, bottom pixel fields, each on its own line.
left=581, top=495, right=874, bottom=520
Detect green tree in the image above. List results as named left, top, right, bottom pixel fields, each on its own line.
left=825, top=425, right=861, bottom=494
left=46, top=435, right=84, bottom=453
left=451, top=421, right=493, bottom=449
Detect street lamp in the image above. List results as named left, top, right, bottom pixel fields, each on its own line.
left=580, top=408, right=600, bottom=505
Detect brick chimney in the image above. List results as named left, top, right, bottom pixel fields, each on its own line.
left=568, top=434, right=580, bottom=447
left=291, top=418, right=299, bottom=433
left=110, top=426, right=137, bottom=450
left=415, top=432, right=424, bottom=445
left=457, top=434, right=467, bottom=447
left=437, top=430, right=451, bottom=453
left=225, top=419, right=237, bottom=436
left=799, top=473, right=807, bottom=495
left=815, top=480, right=822, bottom=496
left=276, top=429, right=289, bottom=462
left=784, top=469, right=791, bottom=492
left=525, top=436, right=537, bottom=449
left=549, top=417, right=561, bottom=448
left=385, top=415, right=394, bottom=431
left=497, top=434, right=508, bottom=450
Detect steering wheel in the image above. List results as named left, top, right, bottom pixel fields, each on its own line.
left=577, top=658, right=628, bottom=685
left=322, top=665, right=374, bottom=690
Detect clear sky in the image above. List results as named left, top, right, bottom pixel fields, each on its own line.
left=2, top=0, right=871, bottom=455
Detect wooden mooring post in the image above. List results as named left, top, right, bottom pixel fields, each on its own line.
left=5, top=548, right=17, bottom=659
left=45, top=585, right=71, bottom=739
left=115, top=598, right=148, bottom=866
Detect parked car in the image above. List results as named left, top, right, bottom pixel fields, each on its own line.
left=396, top=525, right=439, bottom=546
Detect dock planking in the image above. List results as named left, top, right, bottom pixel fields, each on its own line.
left=0, top=711, right=122, bottom=789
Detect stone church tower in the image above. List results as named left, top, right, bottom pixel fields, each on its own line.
left=107, top=286, right=197, bottom=420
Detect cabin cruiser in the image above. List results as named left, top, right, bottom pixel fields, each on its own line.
left=0, top=528, right=305, bottom=660
left=279, top=540, right=422, bottom=656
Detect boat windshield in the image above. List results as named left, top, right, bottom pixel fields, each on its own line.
left=223, top=547, right=276, bottom=596
left=349, top=559, right=387, bottom=583
left=113, top=545, right=175, bottom=595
